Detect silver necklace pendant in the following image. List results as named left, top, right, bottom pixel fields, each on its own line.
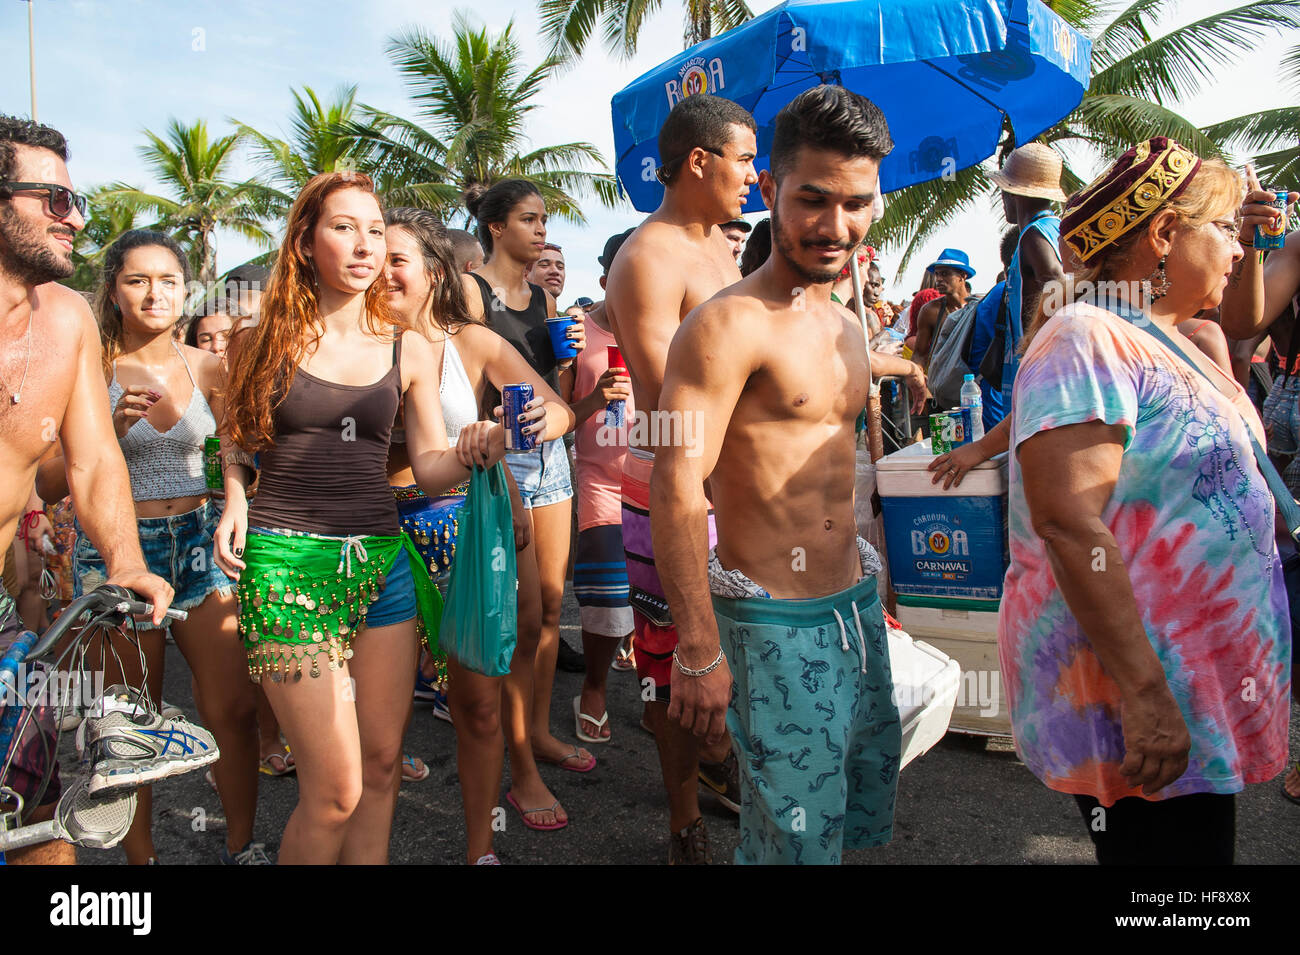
left=10, top=394, right=19, bottom=405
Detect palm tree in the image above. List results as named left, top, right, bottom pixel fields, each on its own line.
left=872, top=0, right=1300, bottom=271
left=539, top=0, right=753, bottom=61
left=233, top=85, right=378, bottom=217
left=353, top=14, right=620, bottom=225
left=95, top=119, right=278, bottom=285
left=1203, top=40, right=1300, bottom=187
left=66, top=187, right=141, bottom=292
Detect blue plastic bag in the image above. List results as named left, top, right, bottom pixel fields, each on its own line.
left=439, top=461, right=518, bottom=676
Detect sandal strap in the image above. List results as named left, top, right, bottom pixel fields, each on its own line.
left=519, top=799, right=560, bottom=816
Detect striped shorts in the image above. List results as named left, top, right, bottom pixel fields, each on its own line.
left=573, top=524, right=632, bottom=637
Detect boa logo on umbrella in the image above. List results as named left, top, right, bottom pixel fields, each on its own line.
left=665, top=56, right=727, bottom=107
left=1051, top=19, right=1079, bottom=69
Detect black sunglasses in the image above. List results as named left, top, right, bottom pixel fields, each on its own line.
left=0, top=181, right=88, bottom=219
left=655, top=146, right=727, bottom=185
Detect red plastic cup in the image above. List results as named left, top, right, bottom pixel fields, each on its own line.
left=607, top=345, right=626, bottom=371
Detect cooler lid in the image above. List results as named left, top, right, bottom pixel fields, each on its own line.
left=876, top=439, right=1008, bottom=472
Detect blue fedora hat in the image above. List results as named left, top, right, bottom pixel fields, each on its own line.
left=926, top=248, right=975, bottom=278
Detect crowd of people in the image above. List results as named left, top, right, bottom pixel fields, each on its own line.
left=0, top=78, right=1294, bottom=866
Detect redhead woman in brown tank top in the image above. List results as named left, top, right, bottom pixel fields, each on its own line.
left=214, top=173, right=483, bottom=865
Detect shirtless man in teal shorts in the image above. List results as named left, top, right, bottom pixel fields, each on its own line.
left=650, top=85, right=927, bottom=864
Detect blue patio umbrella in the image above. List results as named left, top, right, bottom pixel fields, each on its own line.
left=611, top=0, right=1091, bottom=213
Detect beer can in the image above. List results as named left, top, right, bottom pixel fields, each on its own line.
left=956, top=406, right=973, bottom=447
left=929, top=412, right=951, bottom=455
left=1256, top=190, right=1288, bottom=251
left=604, top=400, right=625, bottom=429
left=502, top=383, right=537, bottom=452
left=605, top=344, right=626, bottom=428
left=203, top=436, right=223, bottom=491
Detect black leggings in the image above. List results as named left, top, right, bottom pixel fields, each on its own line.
left=1073, top=792, right=1236, bottom=866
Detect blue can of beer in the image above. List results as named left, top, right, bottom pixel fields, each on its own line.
left=604, top=399, right=625, bottom=429
left=1256, top=189, right=1288, bottom=251
left=502, top=383, right=537, bottom=452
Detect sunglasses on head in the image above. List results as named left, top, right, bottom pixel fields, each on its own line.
left=654, top=146, right=727, bottom=185
left=0, top=181, right=88, bottom=219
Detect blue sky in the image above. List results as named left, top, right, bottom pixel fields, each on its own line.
left=2, top=0, right=1294, bottom=302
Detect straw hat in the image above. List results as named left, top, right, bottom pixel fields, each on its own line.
left=991, top=143, right=1067, bottom=202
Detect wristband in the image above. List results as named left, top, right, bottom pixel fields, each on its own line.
left=223, top=444, right=256, bottom=471
left=17, top=509, right=42, bottom=541
left=673, top=646, right=724, bottom=677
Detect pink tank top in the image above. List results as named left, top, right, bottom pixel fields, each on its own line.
left=574, top=317, right=634, bottom=531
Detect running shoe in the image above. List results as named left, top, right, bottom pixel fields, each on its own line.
left=220, top=841, right=273, bottom=865
left=415, top=672, right=454, bottom=724
left=79, top=685, right=219, bottom=795
left=431, top=687, right=453, bottom=724
left=413, top=671, right=439, bottom=703
left=697, top=749, right=741, bottom=814
left=668, top=817, right=712, bottom=865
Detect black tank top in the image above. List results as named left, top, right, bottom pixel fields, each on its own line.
left=250, top=336, right=403, bottom=537
left=470, top=273, right=557, bottom=412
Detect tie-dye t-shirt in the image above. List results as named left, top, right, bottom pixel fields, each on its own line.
left=999, top=302, right=1291, bottom=806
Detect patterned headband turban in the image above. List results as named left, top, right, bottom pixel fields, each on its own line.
left=1061, top=137, right=1202, bottom=265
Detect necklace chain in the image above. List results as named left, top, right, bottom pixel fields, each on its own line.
left=10, top=310, right=33, bottom=405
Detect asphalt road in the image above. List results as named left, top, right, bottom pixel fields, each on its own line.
left=76, top=587, right=1300, bottom=866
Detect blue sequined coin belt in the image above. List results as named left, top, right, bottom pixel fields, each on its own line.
left=237, top=528, right=443, bottom=684
left=394, top=484, right=468, bottom=576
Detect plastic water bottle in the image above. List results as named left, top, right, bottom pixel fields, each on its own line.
left=960, top=373, right=984, bottom=443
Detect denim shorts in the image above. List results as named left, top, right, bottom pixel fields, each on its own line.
left=1263, top=374, right=1300, bottom=458
left=505, top=437, right=573, bottom=510
left=73, top=499, right=233, bottom=629
left=247, top=525, right=417, bottom=630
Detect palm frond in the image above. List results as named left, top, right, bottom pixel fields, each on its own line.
left=604, top=0, right=666, bottom=60
left=1071, top=93, right=1223, bottom=158
left=1091, top=1, right=1300, bottom=103
left=1202, top=107, right=1300, bottom=157
left=1090, top=0, right=1173, bottom=68
left=539, top=0, right=611, bottom=63
left=1249, top=143, right=1300, bottom=188
left=870, top=165, right=994, bottom=274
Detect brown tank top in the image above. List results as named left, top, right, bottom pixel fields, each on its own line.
left=250, top=336, right=403, bottom=536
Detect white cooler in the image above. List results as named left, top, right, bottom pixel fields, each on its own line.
left=887, top=627, right=960, bottom=768
left=895, top=604, right=1009, bottom=737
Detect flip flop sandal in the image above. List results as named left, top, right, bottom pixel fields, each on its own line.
left=258, top=751, right=296, bottom=777
left=573, top=695, right=611, bottom=744
left=611, top=640, right=636, bottom=672
left=1283, top=762, right=1300, bottom=806
left=401, top=754, right=430, bottom=783
left=535, top=744, right=597, bottom=773
left=506, top=792, right=568, bottom=831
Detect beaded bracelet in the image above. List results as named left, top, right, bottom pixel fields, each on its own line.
left=673, top=646, right=724, bottom=677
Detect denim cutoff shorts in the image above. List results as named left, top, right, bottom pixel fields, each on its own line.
left=73, top=499, right=233, bottom=629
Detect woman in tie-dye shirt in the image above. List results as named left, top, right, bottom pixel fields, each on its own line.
left=1001, top=139, right=1291, bottom=866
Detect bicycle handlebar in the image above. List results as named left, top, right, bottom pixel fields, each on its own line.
left=22, top=585, right=187, bottom=662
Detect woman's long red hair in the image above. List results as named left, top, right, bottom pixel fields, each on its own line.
left=224, top=172, right=409, bottom=452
